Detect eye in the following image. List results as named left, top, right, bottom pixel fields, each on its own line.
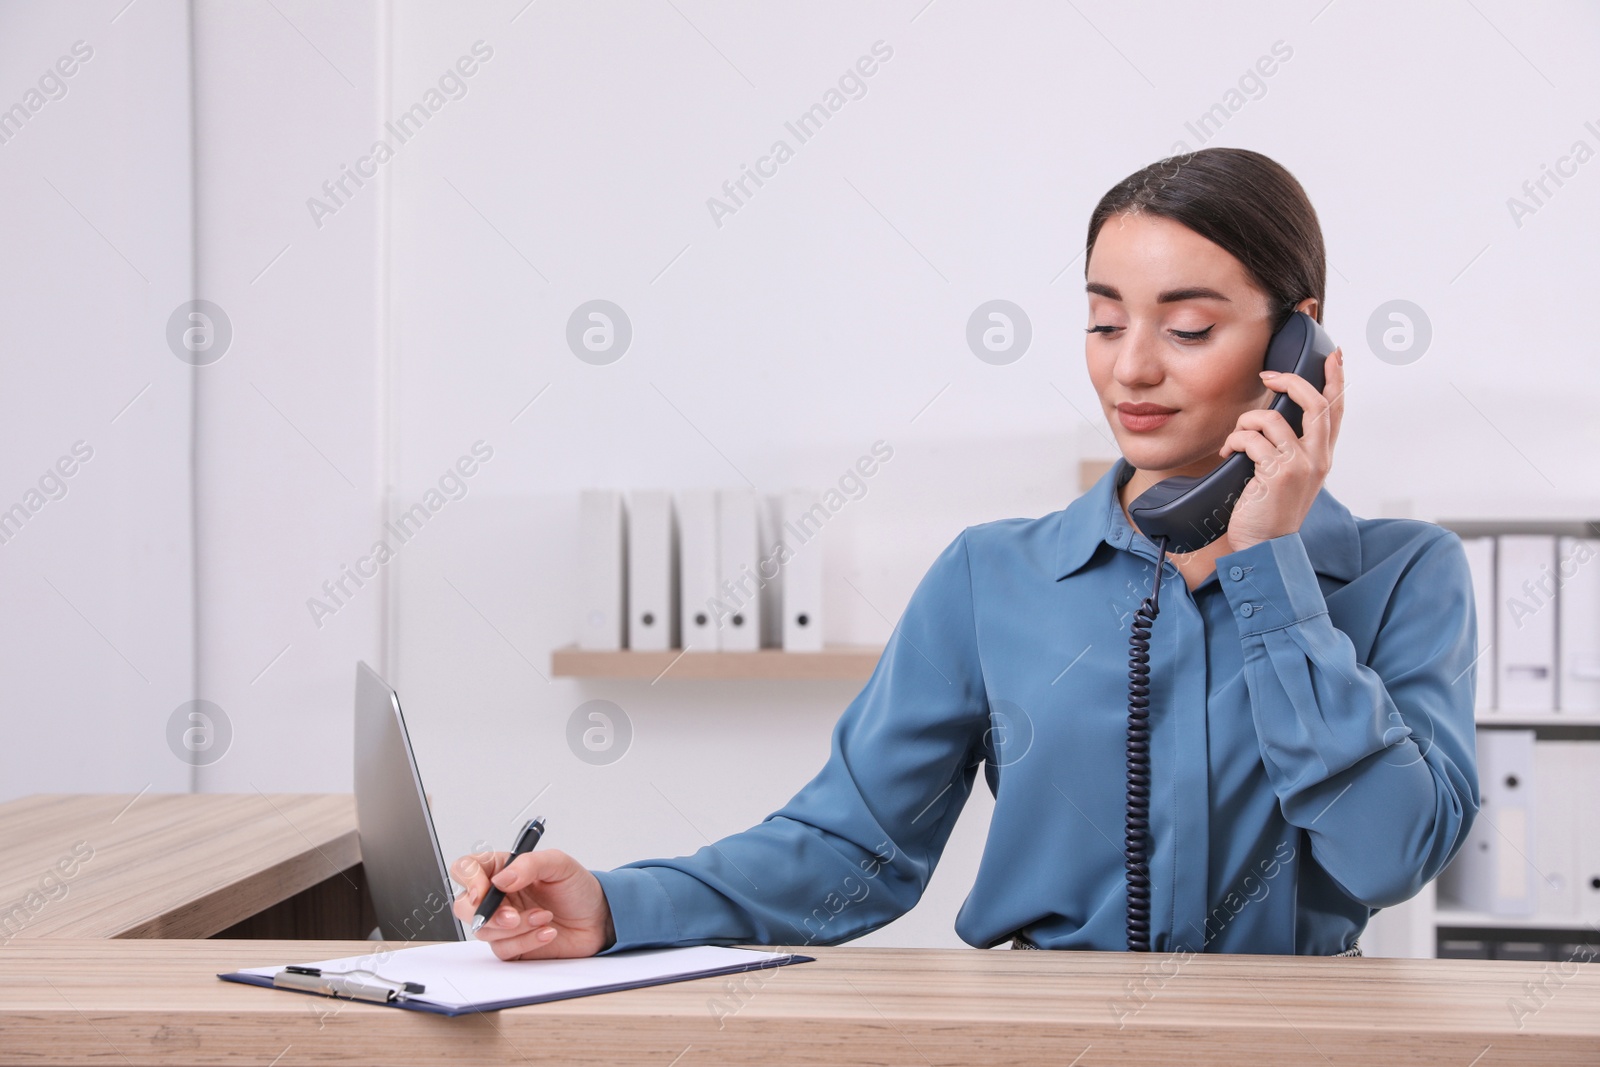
left=1170, top=325, right=1214, bottom=342
left=1085, top=324, right=1123, bottom=335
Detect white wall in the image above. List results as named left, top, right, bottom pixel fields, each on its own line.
left=4, top=1, right=1598, bottom=949
left=187, top=0, right=386, bottom=793
left=0, top=0, right=195, bottom=798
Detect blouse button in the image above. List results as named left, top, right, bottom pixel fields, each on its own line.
left=1240, top=602, right=1255, bottom=618
left=1228, top=565, right=1244, bottom=581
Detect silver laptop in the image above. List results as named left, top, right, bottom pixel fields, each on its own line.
left=354, top=661, right=464, bottom=942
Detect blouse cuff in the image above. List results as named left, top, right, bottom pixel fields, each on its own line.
left=590, top=867, right=682, bottom=955
left=1215, top=531, right=1329, bottom=637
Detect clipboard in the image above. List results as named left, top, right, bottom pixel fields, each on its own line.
left=218, top=940, right=814, bottom=1017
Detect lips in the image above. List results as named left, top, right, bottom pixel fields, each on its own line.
left=1115, top=403, right=1176, bottom=432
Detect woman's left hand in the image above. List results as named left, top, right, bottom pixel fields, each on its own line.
left=1220, top=347, right=1345, bottom=553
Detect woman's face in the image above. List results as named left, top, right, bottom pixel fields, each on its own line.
left=1085, top=211, right=1296, bottom=480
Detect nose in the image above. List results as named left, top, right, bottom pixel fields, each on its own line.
left=1111, top=324, right=1165, bottom=390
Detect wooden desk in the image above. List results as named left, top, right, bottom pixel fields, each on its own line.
left=1, top=939, right=1596, bottom=1065
left=0, top=794, right=369, bottom=940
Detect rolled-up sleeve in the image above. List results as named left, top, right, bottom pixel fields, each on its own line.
left=1214, top=527, right=1481, bottom=908
left=592, top=529, right=990, bottom=953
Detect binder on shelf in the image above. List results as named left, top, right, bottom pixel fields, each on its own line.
left=1533, top=740, right=1584, bottom=920
left=1557, top=536, right=1600, bottom=718
left=627, top=491, right=678, bottom=652
left=577, top=490, right=626, bottom=651
left=1461, top=536, right=1496, bottom=715
left=780, top=489, right=825, bottom=652
left=1438, top=728, right=1536, bottom=916
left=1496, top=535, right=1556, bottom=714
left=677, top=489, right=720, bottom=652
left=1579, top=745, right=1600, bottom=923
left=717, top=489, right=762, bottom=651
left=759, top=493, right=784, bottom=650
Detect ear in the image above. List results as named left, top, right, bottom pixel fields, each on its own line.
left=1293, top=297, right=1320, bottom=321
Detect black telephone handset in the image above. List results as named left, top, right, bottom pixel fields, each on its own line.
left=1118, top=310, right=1337, bottom=952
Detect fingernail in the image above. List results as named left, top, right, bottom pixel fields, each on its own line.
left=1336, top=349, right=1344, bottom=366
left=1260, top=370, right=1278, bottom=378
left=539, top=928, right=557, bottom=940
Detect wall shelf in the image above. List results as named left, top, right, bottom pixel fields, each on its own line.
left=1475, top=715, right=1600, bottom=730
left=1435, top=907, right=1596, bottom=932
left=550, top=645, right=883, bottom=682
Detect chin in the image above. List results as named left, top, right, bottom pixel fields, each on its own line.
left=1114, top=438, right=1215, bottom=474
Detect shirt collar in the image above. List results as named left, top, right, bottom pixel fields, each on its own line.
left=1053, top=456, right=1362, bottom=582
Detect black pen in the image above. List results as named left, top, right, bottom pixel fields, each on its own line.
left=471, top=816, right=546, bottom=934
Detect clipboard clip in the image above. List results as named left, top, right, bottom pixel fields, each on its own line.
left=273, top=964, right=426, bottom=1004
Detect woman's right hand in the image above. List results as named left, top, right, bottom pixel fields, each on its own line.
left=449, top=847, right=616, bottom=960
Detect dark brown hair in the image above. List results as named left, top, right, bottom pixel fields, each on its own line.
left=1085, top=148, right=1326, bottom=329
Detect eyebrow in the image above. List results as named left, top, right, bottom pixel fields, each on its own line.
left=1085, top=282, right=1232, bottom=304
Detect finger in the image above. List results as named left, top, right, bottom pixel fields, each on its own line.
left=1323, top=348, right=1346, bottom=448
left=471, top=913, right=527, bottom=942
left=1259, top=370, right=1330, bottom=418
left=448, top=850, right=509, bottom=902
left=1219, top=423, right=1299, bottom=464
left=489, top=924, right=563, bottom=961
left=491, top=849, right=566, bottom=894
left=471, top=907, right=552, bottom=941
left=1220, top=429, right=1285, bottom=471
left=1229, top=409, right=1299, bottom=453
left=1260, top=369, right=1332, bottom=450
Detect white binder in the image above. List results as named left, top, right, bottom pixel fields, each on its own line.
left=759, top=493, right=784, bottom=650
left=1461, top=536, right=1496, bottom=716
left=676, top=489, right=720, bottom=651
left=717, top=489, right=762, bottom=650
left=1580, top=751, right=1600, bottom=922
left=1533, top=740, right=1584, bottom=919
left=1438, top=728, right=1536, bottom=916
left=627, top=491, right=678, bottom=652
left=780, top=489, right=825, bottom=651
left=577, top=490, right=626, bottom=651
left=1557, top=536, right=1600, bottom=718
left=1497, top=536, right=1557, bottom=714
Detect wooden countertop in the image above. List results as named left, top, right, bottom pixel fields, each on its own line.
left=0, top=793, right=359, bottom=939
left=1, top=938, right=1596, bottom=1065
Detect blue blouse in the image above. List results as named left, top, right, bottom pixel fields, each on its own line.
left=592, top=458, right=1481, bottom=955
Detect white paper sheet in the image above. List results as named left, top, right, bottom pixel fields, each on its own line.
left=234, top=940, right=800, bottom=1012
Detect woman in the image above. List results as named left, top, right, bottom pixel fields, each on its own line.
left=451, top=148, right=1481, bottom=959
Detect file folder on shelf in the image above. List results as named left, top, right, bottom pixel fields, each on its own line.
left=1582, top=761, right=1600, bottom=923
left=677, top=489, right=720, bottom=651
left=1558, top=536, right=1600, bottom=718
left=780, top=489, right=825, bottom=652
left=1439, top=728, right=1536, bottom=916
left=1461, top=536, right=1496, bottom=715
left=717, top=489, right=762, bottom=651
left=578, top=490, right=626, bottom=651
left=627, top=491, right=678, bottom=652
left=220, top=939, right=812, bottom=1017
left=1496, top=536, right=1556, bottom=715
left=759, top=493, right=784, bottom=650
left=1534, top=740, right=1585, bottom=920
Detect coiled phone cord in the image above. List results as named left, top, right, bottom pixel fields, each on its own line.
left=1124, top=534, right=1169, bottom=952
